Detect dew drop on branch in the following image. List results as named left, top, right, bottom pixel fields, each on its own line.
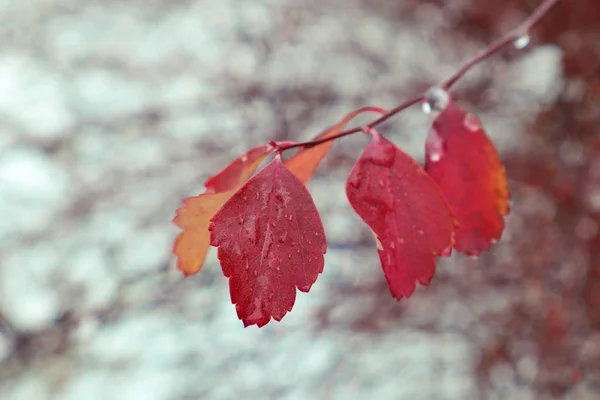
left=421, top=101, right=433, bottom=114
left=514, top=34, right=530, bottom=49
left=422, top=88, right=450, bottom=115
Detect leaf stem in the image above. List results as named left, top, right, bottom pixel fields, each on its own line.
left=278, top=0, right=558, bottom=153
left=277, top=106, right=389, bottom=152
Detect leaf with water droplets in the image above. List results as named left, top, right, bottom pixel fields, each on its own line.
left=346, top=131, right=457, bottom=299
left=209, top=155, right=326, bottom=327
left=424, top=100, right=510, bottom=255
left=285, top=107, right=385, bottom=184
left=172, top=145, right=273, bottom=276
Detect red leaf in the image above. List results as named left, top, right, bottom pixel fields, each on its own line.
left=424, top=100, right=510, bottom=255
left=209, top=155, right=326, bottom=327
left=172, top=145, right=273, bottom=276
left=204, top=144, right=273, bottom=194
left=346, top=132, right=457, bottom=299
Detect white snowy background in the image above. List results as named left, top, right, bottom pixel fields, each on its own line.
left=0, top=0, right=570, bottom=399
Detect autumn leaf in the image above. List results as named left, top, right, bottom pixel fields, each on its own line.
left=346, top=131, right=457, bottom=299
left=172, top=145, right=273, bottom=276
left=204, top=144, right=273, bottom=194
left=424, top=100, right=510, bottom=255
left=285, top=107, right=386, bottom=184
left=209, top=155, right=326, bottom=327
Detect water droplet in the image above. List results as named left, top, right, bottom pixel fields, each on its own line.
left=243, top=218, right=258, bottom=244
left=242, top=196, right=247, bottom=201
left=256, top=191, right=260, bottom=200
left=426, top=127, right=445, bottom=163
left=463, top=113, right=482, bottom=132
left=390, top=242, right=395, bottom=249
left=421, top=101, right=432, bottom=114
left=276, top=266, right=280, bottom=271
left=240, top=154, right=248, bottom=162
left=514, top=34, right=530, bottom=49
left=423, top=87, right=450, bottom=114
left=245, top=263, right=250, bottom=270
left=418, top=229, right=424, bottom=235
left=278, top=232, right=288, bottom=243
left=378, top=179, right=384, bottom=187
left=399, top=238, right=405, bottom=244
left=253, top=270, right=258, bottom=276
left=288, top=215, right=293, bottom=222
left=490, top=238, right=498, bottom=245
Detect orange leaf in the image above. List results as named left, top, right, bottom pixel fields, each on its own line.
left=172, top=145, right=273, bottom=276
left=285, top=107, right=386, bottom=184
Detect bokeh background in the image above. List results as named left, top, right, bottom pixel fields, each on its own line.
left=1, top=0, right=599, bottom=399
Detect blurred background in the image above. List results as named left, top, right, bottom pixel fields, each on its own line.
left=0, top=0, right=599, bottom=399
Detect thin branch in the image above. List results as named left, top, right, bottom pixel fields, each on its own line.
left=442, top=0, right=558, bottom=89
left=278, top=0, right=558, bottom=153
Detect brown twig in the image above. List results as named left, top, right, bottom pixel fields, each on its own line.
left=278, top=0, right=558, bottom=153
